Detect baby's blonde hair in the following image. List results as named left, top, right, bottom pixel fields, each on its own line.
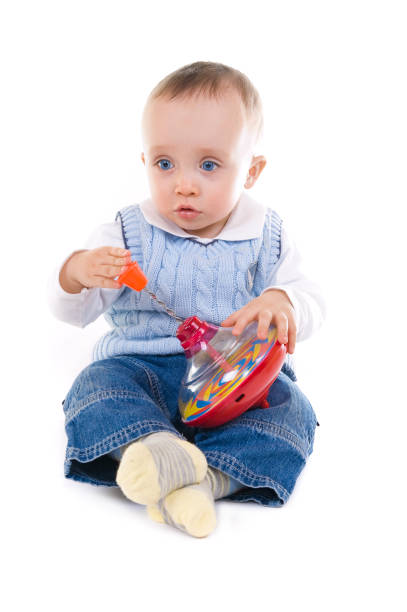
left=145, top=61, right=264, bottom=145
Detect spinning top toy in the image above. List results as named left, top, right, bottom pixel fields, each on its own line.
left=117, top=261, right=286, bottom=428
left=176, top=317, right=286, bottom=427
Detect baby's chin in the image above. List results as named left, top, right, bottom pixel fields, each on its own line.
left=180, top=225, right=213, bottom=238
left=180, top=219, right=230, bottom=240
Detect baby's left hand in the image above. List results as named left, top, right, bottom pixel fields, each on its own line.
left=221, top=289, right=297, bottom=354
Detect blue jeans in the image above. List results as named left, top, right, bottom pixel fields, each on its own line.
left=63, top=354, right=318, bottom=507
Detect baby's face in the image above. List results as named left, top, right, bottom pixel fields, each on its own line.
left=141, top=90, right=258, bottom=238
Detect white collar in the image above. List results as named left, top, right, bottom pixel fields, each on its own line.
left=139, top=192, right=266, bottom=244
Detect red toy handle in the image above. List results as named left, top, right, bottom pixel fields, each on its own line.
left=117, top=261, right=148, bottom=291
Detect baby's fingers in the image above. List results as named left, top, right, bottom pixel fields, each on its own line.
left=86, top=247, right=130, bottom=273
left=106, top=248, right=131, bottom=267
left=275, top=312, right=296, bottom=354
left=287, top=323, right=297, bottom=354
left=221, top=312, right=240, bottom=327
left=221, top=311, right=248, bottom=335
left=274, top=312, right=289, bottom=346
left=108, top=247, right=131, bottom=258
left=98, top=263, right=129, bottom=279
left=229, top=312, right=256, bottom=336
left=256, top=310, right=273, bottom=339
left=92, top=276, right=123, bottom=289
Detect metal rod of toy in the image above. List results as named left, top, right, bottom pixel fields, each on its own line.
left=144, top=288, right=184, bottom=322
left=205, top=342, right=234, bottom=373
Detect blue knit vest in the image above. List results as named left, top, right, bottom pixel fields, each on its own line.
left=93, top=204, right=283, bottom=361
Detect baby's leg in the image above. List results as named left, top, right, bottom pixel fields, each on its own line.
left=147, top=369, right=317, bottom=537
left=63, top=353, right=196, bottom=491
left=116, top=431, right=207, bottom=505
left=192, top=370, right=318, bottom=507
left=147, top=467, right=243, bottom=537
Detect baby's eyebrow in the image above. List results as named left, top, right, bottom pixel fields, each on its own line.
left=148, top=146, right=228, bottom=159
left=198, top=147, right=228, bottom=159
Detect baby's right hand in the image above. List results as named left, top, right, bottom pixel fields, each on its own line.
left=59, top=247, right=131, bottom=294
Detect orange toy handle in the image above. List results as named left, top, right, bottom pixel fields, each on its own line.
left=117, top=261, right=148, bottom=291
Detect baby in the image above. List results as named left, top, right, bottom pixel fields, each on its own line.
left=49, top=61, right=325, bottom=537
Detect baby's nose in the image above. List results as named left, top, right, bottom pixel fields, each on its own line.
left=175, top=172, right=199, bottom=196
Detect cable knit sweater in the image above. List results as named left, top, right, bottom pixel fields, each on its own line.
left=92, top=204, right=283, bottom=361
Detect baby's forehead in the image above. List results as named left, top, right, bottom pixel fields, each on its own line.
left=142, top=90, right=255, bottom=151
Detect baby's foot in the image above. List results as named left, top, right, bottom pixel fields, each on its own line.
left=147, top=467, right=242, bottom=538
left=116, top=431, right=207, bottom=506
left=147, top=476, right=216, bottom=538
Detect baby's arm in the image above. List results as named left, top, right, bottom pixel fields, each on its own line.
left=48, top=221, right=130, bottom=327
left=60, top=247, right=131, bottom=293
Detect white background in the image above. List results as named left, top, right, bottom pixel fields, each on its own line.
left=1, top=1, right=406, bottom=610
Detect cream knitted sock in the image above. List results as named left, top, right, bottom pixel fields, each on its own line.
left=147, top=467, right=243, bottom=538
left=116, top=431, right=207, bottom=506
left=147, top=475, right=216, bottom=538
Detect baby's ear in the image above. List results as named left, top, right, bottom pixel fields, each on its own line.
left=251, top=155, right=267, bottom=177
left=141, top=153, right=145, bottom=165
left=245, top=155, right=267, bottom=188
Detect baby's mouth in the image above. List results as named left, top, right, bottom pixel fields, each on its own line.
left=175, top=205, right=201, bottom=219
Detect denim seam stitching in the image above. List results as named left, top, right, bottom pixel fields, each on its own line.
left=65, top=390, right=151, bottom=424
left=66, top=420, right=182, bottom=461
left=204, top=450, right=289, bottom=501
left=115, top=356, right=171, bottom=418
left=135, top=363, right=170, bottom=416
left=227, top=418, right=309, bottom=459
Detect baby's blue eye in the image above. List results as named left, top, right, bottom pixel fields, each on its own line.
left=201, top=160, right=217, bottom=171
left=157, top=159, right=173, bottom=170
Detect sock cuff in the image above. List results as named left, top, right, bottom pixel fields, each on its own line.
left=207, top=467, right=230, bottom=499
left=207, top=467, right=244, bottom=499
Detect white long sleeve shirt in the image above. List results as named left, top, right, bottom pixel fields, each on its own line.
left=48, top=192, right=326, bottom=342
